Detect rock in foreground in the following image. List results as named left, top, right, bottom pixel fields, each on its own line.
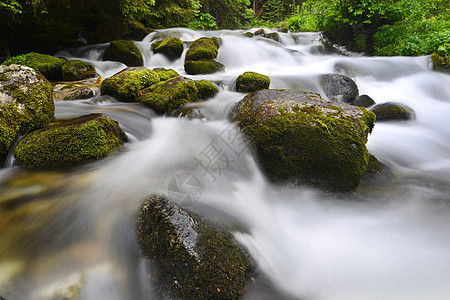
left=232, top=89, right=376, bottom=192
left=14, top=114, right=127, bottom=168
left=137, top=195, right=254, bottom=299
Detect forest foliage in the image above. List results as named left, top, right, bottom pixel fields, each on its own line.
left=0, top=0, right=449, bottom=59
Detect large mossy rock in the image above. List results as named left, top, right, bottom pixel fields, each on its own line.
left=370, top=102, right=415, bottom=121
left=137, top=195, right=254, bottom=299
left=2, top=52, right=66, bottom=81
left=100, top=67, right=160, bottom=102
left=231, top=89, right=376, bottom=192
left=184, top=37, right=224, bottom=75
left=62, top=60, right=97, bottom=81
left=14, top=113, right=127, bottom=168
left=137, top=76, right=198, bottom=115
left=151, top=37, right=184, bottom=61
left=236, top=71, right=271, bottom=93
left=319, top=74, right=359, bottom=103
left=103, top=40, right=143, bottom=67
left=0, top=64, right=54, bottom=155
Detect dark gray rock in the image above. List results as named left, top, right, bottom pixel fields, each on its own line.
left=320, top=74, right=359, bottom=103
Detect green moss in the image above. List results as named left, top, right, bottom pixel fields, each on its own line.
left=62, top=60, right=97, bottom=81
left=137, top=76, right=198, bottom=115
left=194, top=80, right=219, bottom=100
left=153, top=68, right=179, bottom=81
left=232, top=90, right=374, bottom=192
left=100, top=67, right=160, bottom=102
left=13, top=114, right=127, bottom=168
left=236, top=71, right=271, bottom=93
left=184, top=59, right=225, bottom=75
left=0, top=120, right=17, bottom=154
left=103, top=40, right=143, bottom=67
left=152, top=37, right=184, bottom=60
left=3, top=52, right=65, bottom=80
left=137, top=195, right=254, bottom=299
left=185, top=37, right=219, bottom=61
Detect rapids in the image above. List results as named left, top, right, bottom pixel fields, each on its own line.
left=1, top=28, right=450, bottom=300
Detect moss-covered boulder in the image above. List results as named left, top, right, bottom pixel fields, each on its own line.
left=137, top=195, right=254, bottom=299
left=137, top=76, right=198, bottom=115
left=431, top=50, right=450, bottom=73
left=184, top=59, right=225, bottom=75
left=236, top=71, right=271, bottom=93
left=100, top=67, right=160, bottom=102
left=62, top=60, right=97, bottom=81
left=194, top=80, right=219, bottom=100
left=231, top=89, right=376, bottom=192
left=0, top=64, right=54, bottom=155
left=14, top=113, right=127, bottom=168
left=53, top=84, right=95, bottom=101
left=2, top=52, right=65, bottom=80
left=350, top=94, right=375, bottom=108
left=103, top=40, right=143, bottom=67
left=370, top=102, right=415, bottom=122
left=184, top=37, right=224, bottom=75
left=153, top=68, right=179, bottom=81
left=319, top=74, right=359, bottom=103
left=152, top=37, right=184, bottom=61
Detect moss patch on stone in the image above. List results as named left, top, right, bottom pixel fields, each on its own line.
left=62, top=60, right=97, bottom=81
left=100, top=67, right=160, bottom=102
left=152, top=37, right=184, bottom=60
left=185, top=37, right=219, bottom=61
left=370, top=102, right=415, bottom=121
left=137, top=76, right=198, bottom=115
left=194, top=80, right=219, bottom=100
left=431, top=52, right=450, bottom=73
left=153, top=68, right=179, bottom=81
left=103, top=40, right=143, bottom=67
left=13, top=114, right=127, bottom=168
left=232, top=89, right=375, bottom=192
left=184, top=60, right=225, bottom=75
left=3, top=52, right=65, bottom=80
left=137, top=194, right=254, bottom=299
left=236, top=71, right=271, bottom=93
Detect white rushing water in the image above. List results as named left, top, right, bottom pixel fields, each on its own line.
left=1, top=28, right=450, bottom=300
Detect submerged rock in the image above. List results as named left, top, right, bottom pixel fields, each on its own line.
left=100, top=67, right=160, bottom=102
left=370, top=102, right=415, bottom=121
left=137, top=195, right=254, bottom=299
left=14, top=113, right=127, bottom=167
left=2, top=52, right=65, bottom=80
left=231, top=89, right=376, bottom=192
left=184, top=37, right=224, bottom=75
left=319, top=74, right=359, bottom=103
left=236, top=71, right=271, bottom=93
left=103, top=40, right=143, bottom=67
left=0, top=64, right=54, bottom=155
left=137, top=76, right=198, bottom=115
left=62, top=60, right=97, bottom=81
left=152, top=37, right=184, bottom=61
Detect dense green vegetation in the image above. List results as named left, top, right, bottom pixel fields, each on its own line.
left=0, top=0, right=448, bottom=60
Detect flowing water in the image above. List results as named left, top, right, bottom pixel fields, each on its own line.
left=1, top=28, right=450, bottom=300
